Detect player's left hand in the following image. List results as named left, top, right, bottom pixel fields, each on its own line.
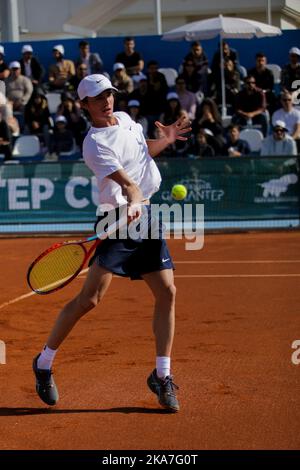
left=154, top=116, right=192, bottom=145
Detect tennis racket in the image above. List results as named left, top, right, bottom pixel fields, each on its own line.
left=27, top=219, right=125, bottom=295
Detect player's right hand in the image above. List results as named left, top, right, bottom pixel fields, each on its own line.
left=127, top=202, right=142, bottom=222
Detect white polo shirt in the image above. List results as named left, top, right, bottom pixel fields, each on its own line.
left=83, top=111, right=162, bottom=209
left=272, top=108, right=300, bottom=135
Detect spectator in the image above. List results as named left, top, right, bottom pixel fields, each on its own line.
left=211, top=40, right=239, bottom=83
left=0, top=45, right=10, bottom=80
left=20, top=44, right=44, bottom=87
left=178, top=60, right=202, bottom=93
left=75, top=40, right=103, bottom=75
left=5, top=61, right=33, bottom=111
left=115, top=37, right=144, bottom=76
left=281, top=47, right=300, bottom=93
left=248, top=52, right=276, bottom=114
left=111, top=62, right=134, bottom=95
left=57, top=92, right=88, bottom=148
left=211, top=57, right=240, bottom=109
left=232, top=75, right=268, bottom=136
left=175, top=77, right=197, bottom=120
left=127, top=99, right=148, bottom=138
left=183, top=41, right=209, bottom=93
left=0, top=89, right=20, bottom=136
left=193, top=98, right=225, bottom=154
left=224, top=124, right=250, bottom=156
left=146, top=60, right=168, bottom=102
left=272, top=91, right=300, bottom=152
left=48, top=45, right=75, bottom=91
left=189, top=128, right=215, bottom=157
left=261, top=120, right=297, bottom=156
left=68, top=63, right=88, bottom=96
left=49, top=115, right=74, bottom=157
left=0, top=109, right=12, bottom=160
left=24, top=88, right=52, bottom=149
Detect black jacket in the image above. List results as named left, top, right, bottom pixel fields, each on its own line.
left=20, top=57, right=44, bottom=83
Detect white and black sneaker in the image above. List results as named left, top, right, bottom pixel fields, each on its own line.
left=32, top=354, right=59, bottom=406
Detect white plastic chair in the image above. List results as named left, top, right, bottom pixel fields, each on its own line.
left=45, top=93, right=62, bottom=114
left=239, top=128, right=264, bottom=153
left=265, top=64, right=282, bottom=84
left=158, top=68, right=178, bottom=87
left=12, top=135, right=41, bottom=158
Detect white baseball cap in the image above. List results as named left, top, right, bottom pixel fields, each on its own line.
left=128, top=99, right=140, bottom=107
left=9, top=61, right=21, bottom=69
left=273, top=120, right=288, bottom=131
left=77, top=74, right=118, bottom=100
left=113, top=62, right=125, bottom=72
left=167, top=92, right=179, bottom=101
left=289, top=47, right=300, bottom=56
left=22, top=44, right=33, bottom=54
left=0, top=45, right=4, bottom=55
left=53, top=44, right=64, bottom=55
left=55, top=115, right=67, bottom=124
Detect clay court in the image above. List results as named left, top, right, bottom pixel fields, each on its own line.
left=0, top=230, right=299, bottom=450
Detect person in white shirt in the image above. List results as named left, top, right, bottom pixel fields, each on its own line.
left=32, top=74, right=191, bottom=413
left=261, top=120, right=297, bottom=156
left=272, top=91, right=300, bottom=153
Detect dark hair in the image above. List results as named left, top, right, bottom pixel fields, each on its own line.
left=147, top=60, right=158, bottom=68
left=124, top=36, right=134, bottom=43
left=228, top=124, right=240, bottom=132
left=198, top=98, right=222, bottom=124
left=79, top=40, right=89, bottom=48
left=256, top=52, right=266, bottom=59
left=191, top=41, right=201, bottom=48
left=175, top=76, right=186, bottom=84
left=245, top=74, right=256, bottom=81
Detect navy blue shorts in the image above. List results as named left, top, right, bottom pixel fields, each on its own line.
left=90, top=205, right=174, bottom=280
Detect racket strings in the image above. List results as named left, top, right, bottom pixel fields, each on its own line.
left=28, top=244, right=86, bottom=293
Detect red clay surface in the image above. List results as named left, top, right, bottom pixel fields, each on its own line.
left=0, top=231, right=300, bottom=450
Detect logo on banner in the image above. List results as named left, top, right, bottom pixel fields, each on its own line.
left=255, top=173, right=298, bottom=202
left=162, top=178, right=224, bottom=202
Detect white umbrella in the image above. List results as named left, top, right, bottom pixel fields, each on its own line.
left=162, top=15, right=282, bottom=118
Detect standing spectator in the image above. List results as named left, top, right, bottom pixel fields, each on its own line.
left=5, top=61, right=33, bottom=111
left=115, top=37, right=144, bottom=76
left=0, top=45, right=10, bottom=80
left=48, top=45, right=75, bottom=91
left=111, top=62, right=134, bottom=95
left=127, top=99, right=148, bottom=138
left=178, top=60, right=202, bottom=93
left=232, top=75, right=268, bottom=136
left=24, top=88, right=52, bottom=149
left=183, top=41, right=209, bottom=93
left=49, top=115, right=74, bottom=157
left=272, top=91, right=300, bottom=152
left=68, top=63, right=88, bottom=97
left=193, top=98, right=225, bottom=155
left=261, top=120, right=297, bottom=156
left=175, top=77, right=197, bottom=120
left=75, top=40, right=103, bottom=75
left=20, top=44, right=44, bottom=87
left=0, top=109, right=12, bottom=160
left=224, top=124, right=250, bottom=156
left=248, top=52, right=276, bottom=114
left=281, top=47, right=300, bottom=93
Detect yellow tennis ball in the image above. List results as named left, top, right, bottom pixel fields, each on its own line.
left=171, top=184, right=187, bottom=201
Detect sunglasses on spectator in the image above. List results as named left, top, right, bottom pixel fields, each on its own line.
left=274, top=128, right=284, bottom=133
left=79, top=67, right=87, bottom=70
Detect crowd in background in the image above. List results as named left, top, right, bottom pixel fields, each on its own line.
left=0, top=36, right=300, bottom=161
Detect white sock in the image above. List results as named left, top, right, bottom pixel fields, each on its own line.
left=156, top=356, right=171, bottom=379
left=37, top=345, right=57, bottom=370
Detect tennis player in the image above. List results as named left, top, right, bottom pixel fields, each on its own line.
left=33, top=74, right=191, bottom=412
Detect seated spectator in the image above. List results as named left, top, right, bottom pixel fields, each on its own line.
left=178, top=60, right=202, bottom=93
left=183, top=41, right=209, bottom=93
left=20, top=44, right=44, bottom=87
left=261, top=120, right=297, bottom=156
left=0, top=90, right=20, bottom=136
left=0, top=109, right=12, bottom=160
left=5, top=61, right=33, bottom=111
left=146, top=60, right=168, bottom=101
left=115, top=37, right=144, bottom=76
left=281, top=47, right=300, bottom=93
left=157, top=92, right=189, bottom=156
left=0, top=45, right=10, bottom=80
left=248, top=52, right=276, bottom=114
left=193, top=98, right=225, bottom=154
left=175, top=77, right=197, bottom=120
left=188, top=128, right=215, bottom=157
left=57, top=92, right=88, bottom=148
left=272, top=91, right=300, bottom=152
left=232, top=75, right=268, bottom=136
left=24, top=88, right=52, bottom=149
left=211, top=41, right=239, bottom=83
left=68, top=63, right=88, bottom=97
left=111, top=63, right=134, bottom=95
left=48, top=45, right=75, bottom=91
left=211, top=57, right=240, bottom=109
left=127, top=99, right=148, bottom=138
left=224, top=124, right=250, bottom=156
left=75, top=40, right=104, bottom=75
left=49, top=115, right=74, bottom=157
